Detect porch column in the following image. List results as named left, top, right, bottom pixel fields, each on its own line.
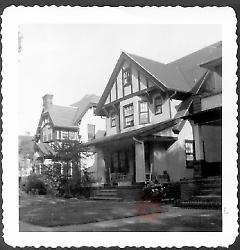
left=103, top=151, right=111, bottom=184
left=192, top=123, right=204, bottom=177
left=193, top=124, right=204, bottom=160
left=96, top=149, right=106, bottom=184
left=135, top=141, right=145, bottom=183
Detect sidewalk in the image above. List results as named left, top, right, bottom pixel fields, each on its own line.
left=20, top=205, right=222, bottom=232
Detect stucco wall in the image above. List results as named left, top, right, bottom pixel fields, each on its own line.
left=105, top=92, right=172, bottom=135
left=79, top=106, right=106, bottom=142
left=202, top=125, right=222, bottom=162
left=151, top=121, right=194, bottom=182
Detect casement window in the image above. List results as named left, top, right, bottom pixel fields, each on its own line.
left=69, top=131, right=77, bottom=140
left=122, top=67, right=132, bottom=96
left=110, top=113, right=116, bottom=127
left=87, top=124, right=95, bottom=141
left=110, top=151, right=129, bottom=174
left=42, top=125, right=52, bottom=142
left=154, top=96, right=163, bottom=115
left=61, top=131, right=68, bottom=140
left=123, top=103, right=134, bottom=128
left=139, top=101, right=150, bottom=124
left=185, top=140, right=195, bottom=168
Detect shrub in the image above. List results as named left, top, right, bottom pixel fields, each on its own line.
left=23, top=174, right=47, bottom=195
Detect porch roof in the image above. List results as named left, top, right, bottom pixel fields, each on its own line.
left=182, top=107, right=222, bottom=126
left=80, top=118, right=178, bottom=148
left=35, top=142, right=56, bottom=158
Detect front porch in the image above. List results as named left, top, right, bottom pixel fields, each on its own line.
left=96, top=134, right=177, bottom=186
left=81, top=119, right=178, bottom=186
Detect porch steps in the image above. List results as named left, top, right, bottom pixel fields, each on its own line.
left=176, top=176, right=222, bottom=209
left=90, top=188, right=122, bottom=201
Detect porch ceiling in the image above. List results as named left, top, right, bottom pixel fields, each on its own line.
left=80, top=118, right=178, bottom=150
left=142, top=135, right=177, bottom=148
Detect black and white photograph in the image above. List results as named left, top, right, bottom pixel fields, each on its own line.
left=2, top=6, right=238, bottom=248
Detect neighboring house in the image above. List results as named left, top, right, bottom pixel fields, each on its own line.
left=80, top=41, right=222, bottom=186
left=182, top=53, right=222, bottom=178
left=34, top=94, right=106, bottom=177
left=19, top=134, right=35, bottom=178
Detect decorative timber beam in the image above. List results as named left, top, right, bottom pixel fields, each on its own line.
left=102, top=107, right=110, bottom=117
left=110, top=103, right=119, bottom=114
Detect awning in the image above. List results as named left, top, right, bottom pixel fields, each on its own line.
left=80, top=118, right=178, bottom=149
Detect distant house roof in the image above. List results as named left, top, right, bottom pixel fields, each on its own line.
left=71, top=94, right=100, bottom=108
left=47, top=105, right=78, bottom=128
left=35, top=142, right=56, bottom=157
left=95, top=41, right=222, bottom=115
left=36, top=94, right=101, bottom=135
left=71, top=94, right=100, bottom=124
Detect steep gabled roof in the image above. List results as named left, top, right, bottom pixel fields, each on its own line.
left=71, top=94, right=100, bottom=124
left=95, top=41, right=222, bottom=115
left=36, top=94, right=101, bottom=134
left=126, top=53, right=191, bottom=92
left=47, top=105, right=78, bottom=128
left=35, top=142, right=56, bottom=157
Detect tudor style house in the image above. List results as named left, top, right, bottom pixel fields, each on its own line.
left=33, top=94, right=106, bottom=176
left=81, top=41, right=222, bottom=187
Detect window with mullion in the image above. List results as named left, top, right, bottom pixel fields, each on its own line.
left=154, top=96, right=163, bottom=115
left=185, top=140, right=195, bottom=168
left=111, top=113, right=116, bottom=127
left=123, top=103, right=134, bottom=128
left=139, top=101, right=149, bottom=124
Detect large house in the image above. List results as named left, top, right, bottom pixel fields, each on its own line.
left=33, top=94, right=106, bottom=176
left=80, top=41, right=222, bottom=187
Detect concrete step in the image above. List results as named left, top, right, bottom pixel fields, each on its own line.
left=90, top=196, right=122, bottom=201
left=200, top=183, right=221, bottom=189
left=200, top=178, right=222, bottom=185
left=192, top=195, right=221, bottom=202
left=199, top=188, right=222, bottom=195
left=96, top=193, right=118, bottom=197
left=175, top=200, right=221, bottom=209
left=98, top=189, right=117, bottom=193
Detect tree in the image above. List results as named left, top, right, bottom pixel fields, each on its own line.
left=49, top=139, right=89, bottom=196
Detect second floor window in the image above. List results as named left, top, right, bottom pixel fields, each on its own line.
left=123, top=67, right=132, bottom=96
left=154, top=96, right=163, bottom=115
left=111, top=113, right=116, bottom=127
left=88, top=124, right=95, bottom=141
left=139, top=101, right=149, bottom=124
left=123, top=103, right=134, bottom=128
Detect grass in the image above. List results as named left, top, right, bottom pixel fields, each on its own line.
left=19, top=194, right=166, bottom=227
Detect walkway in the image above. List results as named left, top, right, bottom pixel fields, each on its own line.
left=20, top=205, right=221, bottom=232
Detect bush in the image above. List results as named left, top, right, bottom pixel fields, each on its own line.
left=22, top=174, right=47, bottom=195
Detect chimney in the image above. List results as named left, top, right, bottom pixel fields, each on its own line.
left=42, top=94, right=53, bottom=111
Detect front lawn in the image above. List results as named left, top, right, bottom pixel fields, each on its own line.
left=19, top=194, right=166, bottom=227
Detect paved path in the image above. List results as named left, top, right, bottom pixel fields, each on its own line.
left=19, top=206, right=221, bottom=232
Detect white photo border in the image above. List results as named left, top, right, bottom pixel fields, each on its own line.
left=2, top=6, right=238, bottom=248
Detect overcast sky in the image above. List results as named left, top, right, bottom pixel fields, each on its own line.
left=18, top=24, right=221, bottom=135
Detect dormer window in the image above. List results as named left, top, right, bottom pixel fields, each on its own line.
left=122, top=67, right=132, bottom=96
left=154, top=96, right=163, bottom=115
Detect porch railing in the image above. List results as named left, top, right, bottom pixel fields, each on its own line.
left=110, top=173, right=127, bottom=183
